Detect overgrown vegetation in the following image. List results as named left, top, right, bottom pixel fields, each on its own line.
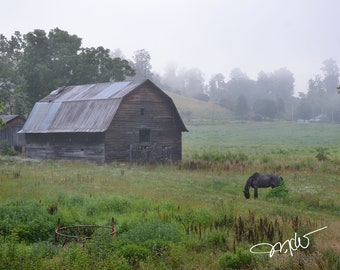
left=0, top=121, right=339, bottom=269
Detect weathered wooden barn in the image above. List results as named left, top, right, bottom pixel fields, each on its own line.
left=20, top=79, right=188, bottom=163
left=0, top=115, right=26, bottom=152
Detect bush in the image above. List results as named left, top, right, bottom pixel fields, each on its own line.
left=315, top=147, right=330, bottom=161
left=118, top=220, right=182, bottom=243
left=0, top=141, right=17, bottom=156
left=218, top=248, right=252, bottom=270
left=0, top=201, right=55, bottom=243
left=266, top=179, right=289, bottom=199
left=117, top=244, right=150, bottom=266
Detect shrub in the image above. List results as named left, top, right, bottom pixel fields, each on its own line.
left=218, top=248, right=252, bottom=270
left=142, top=239, right=171, bottom=257
left=315, top=147, right=330, bottom=161
left=205, top=230, right=229, bottom=251
left=0, top=201, right=55, bottom=243
left=266, top=179, right=289, bottom=199
left=0, top=141, right=17, bottom=156
left=119, top=220, right=182, bottom=243
left=117, top=244, right=150, bottom=266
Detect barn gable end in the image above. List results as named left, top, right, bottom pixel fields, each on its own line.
left=20, top=79, right=187, bottom=163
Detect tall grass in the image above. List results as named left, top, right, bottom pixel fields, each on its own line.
left=0, top=121, right=339, bottom=269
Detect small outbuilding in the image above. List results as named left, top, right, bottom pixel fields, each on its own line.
left=0, top=115, right=26, bottom=152
left=20, top=79, right=188, bottom=163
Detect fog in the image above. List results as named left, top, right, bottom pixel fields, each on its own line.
left=1, top=0, right=339, bottom=93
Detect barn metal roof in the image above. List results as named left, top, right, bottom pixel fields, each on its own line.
left=0, top=115, right=25, bottom=124
left=20, top=79, right=187, bottom=133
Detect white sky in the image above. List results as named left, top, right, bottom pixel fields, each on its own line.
left=1, top=0, right=339, bottom=93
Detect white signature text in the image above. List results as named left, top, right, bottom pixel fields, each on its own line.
left=250, top=226, right=327, bottom=257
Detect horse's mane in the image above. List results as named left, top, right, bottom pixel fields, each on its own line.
left=244, top=172, right=259, bottom=191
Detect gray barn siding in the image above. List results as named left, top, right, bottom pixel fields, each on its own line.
left=25, top=133, right=105, bottom=162
left=0, top=116, right=26, bottom=151
left=105, top=86, right=182, bottom=162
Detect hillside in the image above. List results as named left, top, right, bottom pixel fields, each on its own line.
left=165, top=91, right=231, bottom=123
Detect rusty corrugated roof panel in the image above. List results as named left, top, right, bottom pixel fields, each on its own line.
left=21, top=80, right=146, bottom=133
left=0, top=115, right=20, bottom=124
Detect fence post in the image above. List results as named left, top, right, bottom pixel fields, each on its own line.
left=111, top=217, right=116, bottom=237
left=56, top=218, right=61, bottom=244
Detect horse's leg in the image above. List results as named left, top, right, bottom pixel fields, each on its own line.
left=254, top=187, right=258, bottom=199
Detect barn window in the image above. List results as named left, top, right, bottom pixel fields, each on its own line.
left=139, top=129, right=150, bottom=143
left=140, top=108, right=145, bottom=115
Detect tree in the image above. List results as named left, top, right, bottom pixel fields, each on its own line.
left=256, top=71, right=272, bottom=99
left=253, top=99, right=278, bottom=119
left=178, top=68, right=205, bottom=98
left=131, top=49, right=153, bottom=80
left=72, top=47, right=134, bottom=84
left=226, top=75, right=257, bottom=104
left=16, top=28, right=135, bottom=107
left=48, top=28, right=82, bottom=86
left=161, top=62, right=181, bottom=92
left=208, top=73, right=227, bottom=102
left=296, top=98, right=313, bottom=120
left=234, top=95, right=249, bottom=118
left=321, top=58, right=339, bottom=95
left=20, top=29, right=54, bottom=104
left=0, top=31, right=27, bottom=114
left=270, top=68, right=295, bottom=101
left=229, top=68, right=248, bottom=80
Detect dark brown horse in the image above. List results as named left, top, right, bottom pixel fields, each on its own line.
left=243, top=172, right=283, bottom=199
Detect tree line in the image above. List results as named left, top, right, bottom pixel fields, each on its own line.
left=0, top=28, right=339, bottom=122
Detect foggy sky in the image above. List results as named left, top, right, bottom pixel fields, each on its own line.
left=1, top=0, right=339, bottom=94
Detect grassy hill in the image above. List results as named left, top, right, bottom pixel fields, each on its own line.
left=165, top=91, right=231, bottom=123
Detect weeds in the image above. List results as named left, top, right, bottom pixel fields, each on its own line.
left=0, top=155, right=339, bottom=269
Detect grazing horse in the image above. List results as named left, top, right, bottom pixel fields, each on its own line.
left=243, top=172, right=283, bottom=199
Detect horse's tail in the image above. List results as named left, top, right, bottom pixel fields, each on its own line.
left=279, top=175, right=284, bottom=185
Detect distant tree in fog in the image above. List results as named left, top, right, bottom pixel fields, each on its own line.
left=208, top=73, right=227, bottom=102
left=161, top=63, right=182, bottom=92
left=321, top=58, right=339, bottom=95
left=178, top=68, right=205, bottom=98
left=256, top=71, right=272, bottom=99
left=253, top=99, right=278, bottom=119
left=256, top=68, right=294, bottom=101
left=131, top=49, right=153, bottom=80
left=226, top=72, right=257, bottom=104
left=298, top=58, right=340, bottom=122
left=270, top=68, right=295, bottom=101
left=296, top=98, right=313, bottom=120
left=234, top=94, right=249, bottom=118
left=229, top=68, right=248, bottom=80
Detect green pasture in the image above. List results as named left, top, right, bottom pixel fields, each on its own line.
left=0, top=120, right=339, bottom=269
left=183, top=120, right=340, bottom=155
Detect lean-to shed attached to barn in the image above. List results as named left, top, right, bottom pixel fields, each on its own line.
left=0, top=115, right=26, bottom=152
left=20, top=79, right=188, bottom=163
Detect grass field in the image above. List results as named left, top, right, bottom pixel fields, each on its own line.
left=0, top=120, right=339, bottom=269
